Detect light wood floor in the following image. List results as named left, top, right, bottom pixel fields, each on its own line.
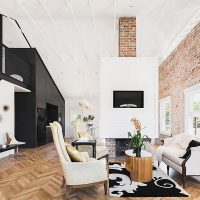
left=0, top=143, right=200, bottom=200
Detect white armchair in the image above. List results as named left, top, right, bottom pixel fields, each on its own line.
left=73, top=121, right=109, bottom=160
left=156, top=134, right=200, bottom=188
left=6, top=133, right=26, bottom=155
left=50, top=121, right=108, bottom=198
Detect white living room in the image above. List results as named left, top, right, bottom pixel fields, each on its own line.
left=0, top=0, right=200, bottom=199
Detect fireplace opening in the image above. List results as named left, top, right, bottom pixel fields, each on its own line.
left=115, top=138, right=152, bottom=157
left=115, top=138, right=131, bottom=157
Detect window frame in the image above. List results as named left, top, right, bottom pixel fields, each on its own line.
left=159, top=96, right=172, bottom=136
left=184, top=83, right=200, bottom=135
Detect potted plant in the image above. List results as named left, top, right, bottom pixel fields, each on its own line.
left=128, top=117, right=148, bottom=157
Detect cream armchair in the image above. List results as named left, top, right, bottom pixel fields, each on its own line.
left=50, top=121, right=108, bottom=198
left=73, top=121, right=109, bottom=160
left=156, top=134, right=200, bottom=188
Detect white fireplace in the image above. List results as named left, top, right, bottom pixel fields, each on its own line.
left=100, top=57, right=159, bottom=139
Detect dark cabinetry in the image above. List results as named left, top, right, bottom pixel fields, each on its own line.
left=14, top=48, right=65, bottom=148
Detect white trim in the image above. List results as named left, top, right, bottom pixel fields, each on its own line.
left=184, top=83, right=200, bottom=135
left=159, top=96, right=171, bottom=136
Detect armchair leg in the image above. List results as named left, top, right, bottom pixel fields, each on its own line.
left=167, top=165, right=170, bottom=176
left=104, top=180, right=108, bottom=196
left=61, top=176, right=66, bottom=188
left=182, top=174, right=186, bottom=189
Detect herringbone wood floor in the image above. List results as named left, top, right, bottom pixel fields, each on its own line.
left=0, top=143, right=200, bottom=200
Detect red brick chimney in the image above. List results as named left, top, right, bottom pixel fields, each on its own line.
left=119, top=17, right=136, bottom=57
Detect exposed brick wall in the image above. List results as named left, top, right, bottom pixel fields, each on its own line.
left=105, top=139, right=116, bottom=157
left=159, top=22, right=200, bottom=136
left=119, top=17, right=136, bottom=57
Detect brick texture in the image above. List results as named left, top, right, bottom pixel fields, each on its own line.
left=105, top=138, right=116, bottom=157
left=159, top=22, right=200, bottom=136
left=119, top=17, right=136, bottom=57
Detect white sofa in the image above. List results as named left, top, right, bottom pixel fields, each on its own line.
left=156, top=134, right=200, bottom=188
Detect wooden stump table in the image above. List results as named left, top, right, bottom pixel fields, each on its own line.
left=125, top=149, right=152, bottom=182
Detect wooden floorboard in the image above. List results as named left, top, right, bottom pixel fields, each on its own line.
left=0, top=143, right=199, bottom=200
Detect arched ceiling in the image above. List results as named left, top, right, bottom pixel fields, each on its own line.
left=0, top=0, right=199, bottom=98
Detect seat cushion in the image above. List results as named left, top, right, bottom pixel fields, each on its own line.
left=79, top=131, right=93, bottom=140
left=66, top=144, right=86, bottom=162
left=86, top=158, right=96, bottom=162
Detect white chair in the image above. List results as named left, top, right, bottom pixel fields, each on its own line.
left=156, top=134, right=200, bottom=188
left=6, top=133, right=26, bottom=155
left=50, top=121, right=108, bottom=198
left=73, top=121, right=109, bottom=161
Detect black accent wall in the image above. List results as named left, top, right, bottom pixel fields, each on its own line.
left=14, top=48, right=65, bottom=148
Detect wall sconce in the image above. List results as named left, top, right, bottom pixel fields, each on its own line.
left=3, top=105, right=10, bottom=112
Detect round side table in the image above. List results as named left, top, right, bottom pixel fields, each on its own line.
left=125, top=149, right=152, bottom=182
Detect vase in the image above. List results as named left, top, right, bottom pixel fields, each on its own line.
left=135, top=147, right=141, bottom=157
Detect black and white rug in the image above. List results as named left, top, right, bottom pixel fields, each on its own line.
left=109, top=162, right=189, bottom=197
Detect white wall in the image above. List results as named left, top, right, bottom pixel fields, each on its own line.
left=100, top=57, right=159, bottom=138
left=65, top=97, right=100, bottom=138
left=0, top=80, right=15, bottom=158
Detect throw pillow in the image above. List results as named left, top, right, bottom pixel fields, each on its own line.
left=180, top=140, right=200, bottom=159
left=66, top=144, right=86, bottom=162
left=79, top=131, right=93, bottom=140
left=172, top=137, right=189, bottom=150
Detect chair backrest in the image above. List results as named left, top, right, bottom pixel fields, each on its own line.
left=73, top=121, right=87, bottom=139
left=50, top=122, right=71, bottom=162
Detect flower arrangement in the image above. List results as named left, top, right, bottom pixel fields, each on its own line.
left=83, top=115, right=95, bottom=127
left=128, top=117, right=148, bottom=157
left=83, top=115, right=95, bottom=123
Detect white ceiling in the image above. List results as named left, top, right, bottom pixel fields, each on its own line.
left=0, top=0, right=200, bottom=99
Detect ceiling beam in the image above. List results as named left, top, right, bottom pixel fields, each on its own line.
left=113, top=0, right=118, bottom=56
left=38, top=0, right=74, bottom=60
left=63, top=0, right=88, bottom=60
left=89, top=0, right=101, bottom=58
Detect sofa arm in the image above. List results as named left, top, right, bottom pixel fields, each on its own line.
left=190, top=146, right=200, bottom=151
left=62, top=160, right=107, bottom=185
left=185, top=147, right=200, bottom=175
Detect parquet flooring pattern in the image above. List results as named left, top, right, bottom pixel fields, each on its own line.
left=0, top=143, right=200, bottom=200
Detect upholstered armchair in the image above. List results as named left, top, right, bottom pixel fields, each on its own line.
left=50, top=121, right=108, bottom=198
left=73, top=121, right=109, bottom=160
left=156, top=134, right=200, bottom=188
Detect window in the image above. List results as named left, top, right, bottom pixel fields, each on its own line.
left=160, top=97, right=171, bottom=135
left=185, top=84, right=200, bottom=135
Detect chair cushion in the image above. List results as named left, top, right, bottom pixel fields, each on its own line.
left=163, top=152, right=184, bottom=165
left=86, top=158, right=96, bottom=162
left=66, top=144, right=86, bottom=162
left=79, top=131, right=93, bottom=140
left=163, top=146, right=185, bottom=165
